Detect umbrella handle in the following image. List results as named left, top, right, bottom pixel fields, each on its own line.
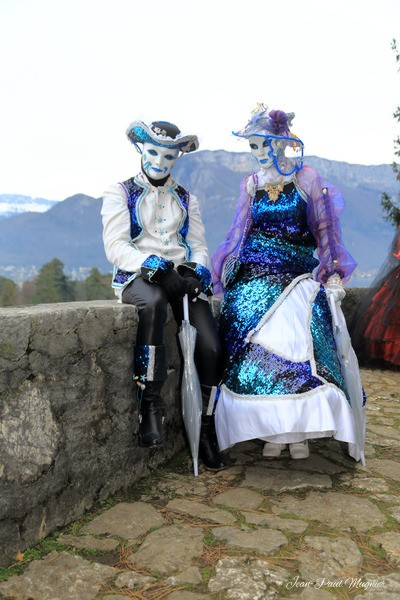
left=183, top=294, right=189, bottom=322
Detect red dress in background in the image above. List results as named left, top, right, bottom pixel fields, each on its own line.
left=353, top=227, right=400, bottom=368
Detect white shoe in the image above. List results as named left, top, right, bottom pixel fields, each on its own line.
left=289, top=440, right=310, bottom=459
left=262, top=442, right=286, bottom=458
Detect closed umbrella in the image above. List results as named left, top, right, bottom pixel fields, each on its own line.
left=329, top=293, right=366, bottom=466
left=178, top=294, right=203, bottom=476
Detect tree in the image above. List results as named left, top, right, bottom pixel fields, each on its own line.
left=0, top=275, right=18, bottom=306
left=84, top=268, right=114, bottom=300
left=31, top=258, right=75, bottom=304
left=381, top=39, right=400, bottom=228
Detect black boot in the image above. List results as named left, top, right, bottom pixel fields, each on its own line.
left=138, top=381, right=165, bottom=447
left=134, top=345, right=167, bottom=448
left=199, top=385, right=226, bottom=471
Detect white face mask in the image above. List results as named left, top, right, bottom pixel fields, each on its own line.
left=142, top=142, right=179, bottom=180
left=248, top=135, right=276, bottom=170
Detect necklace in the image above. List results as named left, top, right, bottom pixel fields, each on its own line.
left=264, top=177, right=284, bottom=202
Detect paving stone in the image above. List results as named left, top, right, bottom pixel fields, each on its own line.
left=100, top=594, right=130, bottom=600
left=167, top=498, right=236, bottom=524
left=208, top=556, right=290, bottom=599
left=214, top=465, right=244, bottom=481
left=114, top=570, right=156, bottom=588
left=271, top=492, right=387, bottom=532
left=243, top=466, right=332, bottom=492
left=366, top=434, right=400, bottom=447
left=367, top=424, right=400, bottom=441
left=363, top=443, right=376, bottom=457
left=213, top=487, right=264, bottom=510
left=373, top=417, right=398, bottom=426
left=388, top=506, right=400, bottom=522
left=317, top=442, right=364, bottom=468
left=212, top=525, right=288, bottom=553
left=339, top=473, right=390, bottom=493
left=82, top=502, right=164, bottom=540
left=353, top=572, right=400, bottom=598
left=127, top=524, right=203, bottom=575
left=165, top=592, right=211, bottom=600
left=297, top=536, right=363, bottom=581
left=289, top=588, right=334, bottom=599
left=371, top=532, right=400, bottom=566
left=367, top=459, right=400, bottom=482
left=373, top=494, right=400, bottom=504
left=58, top=534, right=119, bottom=551
left=166, top=566, right=203, bottom=585
left=243, top=512, right=308, bottom=533
left=286, top=454, right=347, bottom=474
left=378, top=407, right=400, bottom=416
left=154, top=473, right=210, bottom=497
left=0, top=551, right=120, bottom=600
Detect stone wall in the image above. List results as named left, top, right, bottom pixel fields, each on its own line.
left=0, top=290, right=365, bottom=565
left=0, top=300, right=188, bottom=565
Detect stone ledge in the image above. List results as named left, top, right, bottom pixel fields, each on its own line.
left=0, top=300, right=186, bottom=565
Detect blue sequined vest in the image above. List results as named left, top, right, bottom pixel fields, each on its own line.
left=112, top=176, right=191, bottom=289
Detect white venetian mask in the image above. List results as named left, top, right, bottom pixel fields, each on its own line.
left=142, top=142, right=179, bottom=180
left=248, top=135, right=276, bottom=170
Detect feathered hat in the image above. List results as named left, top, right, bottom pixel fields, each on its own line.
left=126, top=120, right=199, bottom=154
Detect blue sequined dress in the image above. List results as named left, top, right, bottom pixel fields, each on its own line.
left=215, top=177, right=362, bottom=460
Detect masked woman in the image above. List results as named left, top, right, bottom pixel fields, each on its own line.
left=212, top=104, right=365, bottom=462
left=351, top=225, right=400, bottom=369
left=101, top=119, right=224, bottom=470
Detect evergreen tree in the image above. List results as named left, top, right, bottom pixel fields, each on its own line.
left=31, top=258, right=75, bottom=304
left=381, top=39, right=400, bottom=227
left=84, top=268, right=114, bottom=300
left=0, top=276, right=18, bottom=306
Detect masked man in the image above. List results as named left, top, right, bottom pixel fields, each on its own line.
left=101, top=120, right=225, bottom=470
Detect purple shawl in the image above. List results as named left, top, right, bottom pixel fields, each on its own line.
left=211, top=166, right=357, bottom=297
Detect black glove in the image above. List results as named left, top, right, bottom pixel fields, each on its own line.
left=182, top=274, right=203, bottom=301
left=156, top=269, right=187, bottom=299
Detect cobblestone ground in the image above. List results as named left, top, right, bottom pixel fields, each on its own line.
left=1, top=368, right=399, bottom=600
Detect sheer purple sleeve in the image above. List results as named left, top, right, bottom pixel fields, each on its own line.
left=297, top=166, right=357, bottom=283
left=211, top=175, right=253, bottom=297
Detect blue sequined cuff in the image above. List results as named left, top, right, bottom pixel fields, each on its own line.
left=141, top=255, right=174, bottom=282
left=134, top=345, right=167, bottom=384
left=178, top=262, right=213, bottom=294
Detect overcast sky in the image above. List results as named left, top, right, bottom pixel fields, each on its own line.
left=1, top=0, right=399, bottom=200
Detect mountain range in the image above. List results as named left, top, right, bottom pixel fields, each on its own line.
left=0, top=194, right=57, bottom=219
left=0, top=151, right=398, bottom=286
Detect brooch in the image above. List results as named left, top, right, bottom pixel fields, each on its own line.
left=264, top=178, right=284, bottom=202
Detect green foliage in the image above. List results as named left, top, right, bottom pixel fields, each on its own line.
left=31, top=258, right=75, bottom=304
left=0, top=275, right=18, bottom=306
left=0, top=261, right=114, bottom=306
left=381, top=39, right=400, bottom=227
left=84, top=267, right=114, bottom=300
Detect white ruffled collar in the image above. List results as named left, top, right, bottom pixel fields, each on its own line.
left=256, top=167, right=294, bottom=187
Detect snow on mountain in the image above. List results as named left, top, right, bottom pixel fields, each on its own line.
left=0, top=194, right=58, bottom=219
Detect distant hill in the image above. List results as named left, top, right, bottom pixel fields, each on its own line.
left=0, top=152, right=397, bottom=286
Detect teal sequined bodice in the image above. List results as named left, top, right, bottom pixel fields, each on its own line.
left=240, top=182, right=319, bottom=276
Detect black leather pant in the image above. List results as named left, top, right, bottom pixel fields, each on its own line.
left=122, top=276, right=222, bottom=386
